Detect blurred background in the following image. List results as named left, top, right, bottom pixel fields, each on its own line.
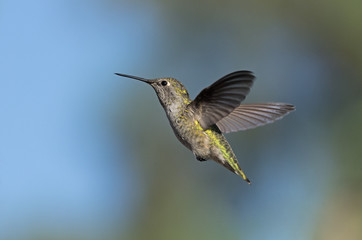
left=1, top=0, right=362, bottom=239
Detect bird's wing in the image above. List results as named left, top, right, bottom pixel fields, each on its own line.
left=216, top=103, right=295, bottom=133
left=187, top=71, right=255, bottom=130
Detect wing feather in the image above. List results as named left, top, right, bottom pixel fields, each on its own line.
left=187, top=71, right=255, bottom=130
left=216, top=103, right=295, bottom=133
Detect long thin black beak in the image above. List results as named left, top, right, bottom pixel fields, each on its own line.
left=115, top=73, right=153, bottom=84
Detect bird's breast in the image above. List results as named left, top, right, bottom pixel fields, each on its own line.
left=166, top=110, right=211, bottom=157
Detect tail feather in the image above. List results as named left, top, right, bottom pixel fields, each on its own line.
left=223, top=160, right=251, bottom=184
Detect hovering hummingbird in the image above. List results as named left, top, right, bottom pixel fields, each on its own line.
left=116, top=71, right=295, bottom=184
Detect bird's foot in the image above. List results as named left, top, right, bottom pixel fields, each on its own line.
left=196, top=156, right=207, bottom=162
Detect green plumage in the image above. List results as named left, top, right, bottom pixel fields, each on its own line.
left=116, top=71, right=295, bottom=183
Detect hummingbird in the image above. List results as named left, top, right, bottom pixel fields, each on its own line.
left=116, top=71, right=295, bottom=184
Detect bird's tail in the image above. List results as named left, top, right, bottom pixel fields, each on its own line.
left=223, top=160, right=251, bottom=184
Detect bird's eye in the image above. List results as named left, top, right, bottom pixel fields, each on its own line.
left=161, top=81, right=168, bottom=86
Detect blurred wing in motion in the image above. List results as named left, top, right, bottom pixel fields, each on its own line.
left=188, top=71, right=255, bottom=130
left=216, top=103, right=295, bottom=133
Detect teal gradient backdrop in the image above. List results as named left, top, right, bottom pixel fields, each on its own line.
left=1, top=1, right=361, bottom=240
